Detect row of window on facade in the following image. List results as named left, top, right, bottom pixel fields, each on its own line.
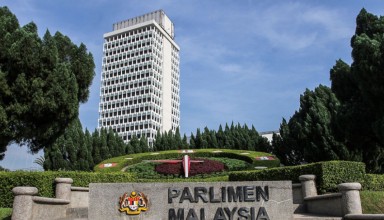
left=105, top=25, right=161, bottom=42
left=101, top=98, right=162, bottom=112
left=103, top=75, right=155, bottom=87
left=101, top=112, right=161, bottom=125
left=105, top=32, right=154, bottom=49
left=171, top=109, right=180, bottom=118
left=101, top=84, right=161, bottom=100
left=102, top=68, right=160, bottom=81
left=102, top=88, right=154, bottom=101
left=105, top=40, right=163, bottom=58
left=171, top=100, right=179, bottom=109
left=119, top=131, right=156, bottom=141
left=105, top=29, right=164, bottom=52
left=172, top=93, right=180, bottom=102
left=104, top=60, right=163, bottom=74
left=103, top=123, right=162, bottom=137
left=104, top=48, right=153, bottom=64
left=101, top=84, right=161, bottom=98
left=104, top=44, right=162, bottom=63
left=103, top=71, right=163, bottom=87
left=102, top=75, right=170, bottom=91
left=172, top=117, right=179, bottom=125
left=103, top=59, right=162, bottom=78
left=104, top=58, right=153, bottom=71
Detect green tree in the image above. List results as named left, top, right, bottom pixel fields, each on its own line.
left=139, top=136, right=149, bottom=153
left=84, top=129, right=94, bottom=169
left=210, top=131, right=219, bottom=148
left=0, top=7, right=95, bottom=159
left=195, top=128, right=203, bottom=149
left=330, top=9, right=384, bottom=172
left=107, top=128, right=118, bottom=157
left=33, top=155, right=45, bottom=169
left=272, top=86, right=350, bottom=165
left=99, top=128, right=110, bottom=160
left=130, top=135, right=140, bottom=153
left=216, top=125, right=225, bottom=147
left=91, top=129, right=102, bottom=165
left=126, top=141, right=134, bottom=154
left=182, top=134, right=189, bottom=149
left=174, top=127, right=182, bottom=149
left=153, top=130, right=162, bottom=151
left=189, top=133, right=196, bottom=149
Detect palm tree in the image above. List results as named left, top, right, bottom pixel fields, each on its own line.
left=34, top=155, right=45, bottom=169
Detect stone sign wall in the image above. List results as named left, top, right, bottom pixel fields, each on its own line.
left=88, top=181, right=292, bottom=220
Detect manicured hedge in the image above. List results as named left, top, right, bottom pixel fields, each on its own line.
left=362, top=174, right=384, bottom=191
left=0, top=171, right=136, bottom=208
left=94, top=149, right=280, bottom=172
left=229, top=161, right=366, bottom=193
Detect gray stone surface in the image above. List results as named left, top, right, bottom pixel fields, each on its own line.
left=344, top=214, right=384, bottom=220
left=33, top=196, right=70, bottom=204
left=12, top=187, right=38, bottom=220
left=56, top=178, right=73, bottom=200
left=89, top=181, right=293, bottom=220
left=12, top=186, right=38, bottom=195
left=31, top=202, right=68, bottom=220
left=338, top=183, right=362, bottom=215
left=66, top=207, right=89, bottom=219
left=292, top=183, right=303, bottom=204
left=70, top=187, right=89, bottom=208
left=299, top=175, right=317, bottom=198
left=293, top=213, right=342, bottom=220
left=305, top=193, right=342, bottom=217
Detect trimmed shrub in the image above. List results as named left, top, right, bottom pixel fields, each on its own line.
left=362, top=174, right=384, bottom=191
left=210, top=157, right=251, bottom=171
left=229, top=161, right=366, bottom=193
left=0, top=171, right=136, bottom=208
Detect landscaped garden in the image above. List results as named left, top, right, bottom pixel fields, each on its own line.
left=94, top=149, right=279, bottom=179
left=1, top=149, right=384, bottom=219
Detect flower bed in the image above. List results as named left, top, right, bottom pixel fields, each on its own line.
left=155, top=158, right=225, bottom=177
left=94, top=149, right=280, bottom=173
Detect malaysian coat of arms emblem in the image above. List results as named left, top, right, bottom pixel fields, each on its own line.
left=119, top=191, right=148, bottom=215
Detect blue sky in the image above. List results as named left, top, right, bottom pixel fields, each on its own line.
left=1, top=0, right=384, bottom=170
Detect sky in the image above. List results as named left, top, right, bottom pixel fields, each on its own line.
left=1, top=0, right=384, bottom=170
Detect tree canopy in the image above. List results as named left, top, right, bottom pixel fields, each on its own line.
left=330, top=9, right=384, bottom=172
left=44, top=119, right=134, bottom=171
left=271, top=86, right=351, bottom=165
left=0, top=6, right=95, bottom=159
left=273, top=9, right=384, bottom=173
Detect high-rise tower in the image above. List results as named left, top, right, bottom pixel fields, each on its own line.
left=98, top=10, right=180, bottom=146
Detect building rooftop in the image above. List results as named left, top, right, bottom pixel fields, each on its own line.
left=112, top=10, right=174, bottom=39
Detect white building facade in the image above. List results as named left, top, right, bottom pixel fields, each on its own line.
left=98, top=10, right=180, bottom=146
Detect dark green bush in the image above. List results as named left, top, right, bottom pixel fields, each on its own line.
left=210, top=158, right=251, bottom=171
left=0, top=171, right=136, bottom=208
left=229, top=161, right=366, bottom=193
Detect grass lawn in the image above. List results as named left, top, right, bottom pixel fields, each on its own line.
left=361, top=191, right=384, bottom=214
left=0, top=208, right=11, bottom=220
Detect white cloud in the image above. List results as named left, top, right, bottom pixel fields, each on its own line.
left=208, top=2, right=353, bottom=51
